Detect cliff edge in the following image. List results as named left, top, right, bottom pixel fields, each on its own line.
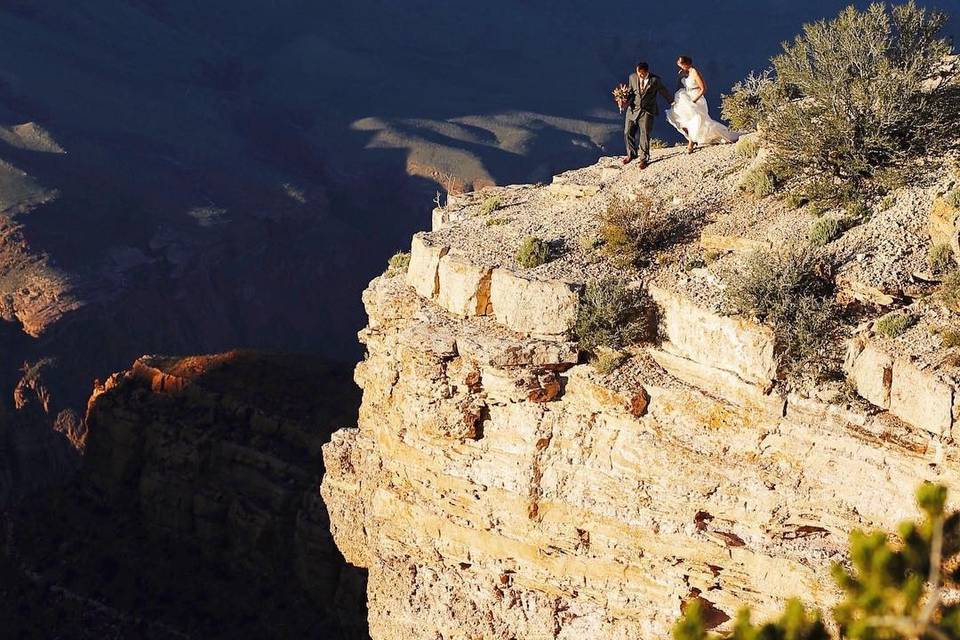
left=321, top=141, right=960, bottom=639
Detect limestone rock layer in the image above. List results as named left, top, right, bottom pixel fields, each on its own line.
left=322, top=272, right=957, bottom=640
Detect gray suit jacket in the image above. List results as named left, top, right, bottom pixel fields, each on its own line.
left=626, top=72, right=672, bottom=120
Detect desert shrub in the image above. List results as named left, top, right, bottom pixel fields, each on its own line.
left=600, top=195, right=686, bottom=266
left=783, top=193, right=807, bottom=210
left=720, top=69, right=774, bottom=131
left=843, top=201, right=871, bottom=222
left=485, top=216, right=509, bottom=227
left=385, top=251, right=410, bottom=277
left=515, top=236, right=550, bottom=268
left=674, top=482, right=960, bottom=640
left=739, top=2, right=958, bottom=207
left=940, top=327, right=960, bottom=348
left=577, top=234, right=601, bottom=251
left=929, top=243, right=954, bottom=274
left=734, top=136, right=760, bottom=158
left=939, top=270, right=960, bottom=309
left=738, top=165, right=778, bottom=198
left=479, top=196, right=501, bottom=216
left=879, top=193, right=897, bottom=211
left=683, top=256, right=706, bottom=272
left=724, top=246, right=835, bottom=370
left=650, top=138, right=668, bottom=149
left=946, top=188, right=960, bottom=209
left=874, top=311, right=916, bottom=338
left=808, top=217, right=843, bottom=247
left=590, top=350, right=628, bottom=375
left=574, top=277, right=652, bottom=353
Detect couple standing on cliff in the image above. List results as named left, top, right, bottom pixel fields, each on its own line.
left=618, top=56, right=739, bottom=168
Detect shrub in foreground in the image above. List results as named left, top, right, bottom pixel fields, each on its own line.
left=874, top=312, right=916, bottom=338
left=386, top=251, right=410, bottom=277
left=674, top=482, right=960, bottom=640
left=601, top=195, right=685, bottom=266
left=929, top=243, right=954, bottom=274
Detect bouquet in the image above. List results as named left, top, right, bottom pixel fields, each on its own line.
left=612, top=83, right=631, bottom=114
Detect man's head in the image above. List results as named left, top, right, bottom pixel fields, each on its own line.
left=635, top=61, right=650, bottom=78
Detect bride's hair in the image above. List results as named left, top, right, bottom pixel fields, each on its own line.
left=678, top=55, right=693, bottom=67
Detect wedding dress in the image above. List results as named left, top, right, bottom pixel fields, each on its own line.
left=666, top=73, right=739, bottom=145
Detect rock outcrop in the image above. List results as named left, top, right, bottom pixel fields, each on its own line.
left=322, top=146, right=959, bottom=639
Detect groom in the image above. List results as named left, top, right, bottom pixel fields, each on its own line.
left=623, top=61, right=672, bottom=168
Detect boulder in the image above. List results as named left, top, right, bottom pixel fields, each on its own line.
left=436, top=254, right=492, bottom=317
left=489, top=269, right=580, bottom=337
left=406, top=234, right=449, bottom=299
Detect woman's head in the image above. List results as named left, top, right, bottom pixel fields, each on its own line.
left=677, top=56, right=693, bottom=71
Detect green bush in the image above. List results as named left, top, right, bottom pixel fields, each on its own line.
left=737, top=3, right=958, bottom=206
left=929, top=243, right=954, bottom=274
left=734, top=136, right=760, bottom=158
left=946, top=188, right=960, bottom=209
left=386, top=251, right=410, bottom=277
left=940, top=327, right=960, bottom=348
left=878, top=193, right=897, bottom=211
left=939, top=270, right=960, bottom=310
left=600, top=195, right=684, bottom=266
left=783, top=193, right=807, bottom=210
left=808, top=217, right=843, bottom=247
left=674, top=483, right=960, bottom=640
left=590, top=350, right=628, bottom=375
left=844, top=201, right=871, bottom=222
left=720, top=69, right=774, bottom=131
left=874, top=311, right=916, bottom=338
left=479, top=196, right=501, bottom=216
left=515, top=236, right=551, bottom=268
left=739, top=165, right=778, bottom=198
left=574, top=277, right=652, bottom=353
left=485, top=216, right=509, bottom=227
left=724, top=246, right=835, bottom=371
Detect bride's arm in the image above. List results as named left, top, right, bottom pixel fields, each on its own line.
left=690, top=68, right=706, bottom=103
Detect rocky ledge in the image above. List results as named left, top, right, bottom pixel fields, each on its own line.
left=321, top=142, right=960, bottom=639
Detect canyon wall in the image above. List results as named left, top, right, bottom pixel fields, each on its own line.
left=321, top=151, right=959, bottom=639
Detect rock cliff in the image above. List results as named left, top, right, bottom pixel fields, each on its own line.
left=321, top=142, right=960, bottom=638
left=4, top=350, right=367, bottom=639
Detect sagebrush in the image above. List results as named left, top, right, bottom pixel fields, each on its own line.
left=724, top=2, right=959, bottom=206
left=724, top=246, right=835, bottom=373
left=601, top=195, right=688, bottom=266
left=574, top=277, right=652, bottom=353
left=515, top=236, right=550, bottom=268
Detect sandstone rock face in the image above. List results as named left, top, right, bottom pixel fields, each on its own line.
left=322, top=274, right=959, bottom=640
left=84, top=351, right=365, bottom=629
left=489, top=269, right=580, bottom=337
left=845, top=336, right=956, bottom=437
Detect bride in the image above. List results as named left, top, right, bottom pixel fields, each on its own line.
left=666, top=56, right=739, bottom=154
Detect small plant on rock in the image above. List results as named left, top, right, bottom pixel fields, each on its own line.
left=940, top=327, right=960, bottom=348
left=590, top=350, right=628, bottom=375
left=650, top=138, right=668, bottom=150
left=600, top=195, right=685, bottom=266
left=939, top=270, right=960, bottom=310
left=738, top=165, right=778, bottom=198
left=674, top=482, right=960, bottom=640
left=479, top=196, right=501, bottom=216
left=515, top=236, right=551, bottom=268
left=574, top=277, right=652, bottom=353
left=929, top=243, right=954, bottom=274
left=386, top=251, right=410, bottom=277
left=874, top=311, right=916, bottom=338
left=944, top=188, right=960, bottom=209
left=485, top=216, right=509, bottom=227
left=808, top=217, right=843, bottom=247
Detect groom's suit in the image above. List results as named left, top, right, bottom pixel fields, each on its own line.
left=624, top=72, right=672, bottom=162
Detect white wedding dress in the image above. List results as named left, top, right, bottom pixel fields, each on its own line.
left=666, top=73, right=739, bottom=145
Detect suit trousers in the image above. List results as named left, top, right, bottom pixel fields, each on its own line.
left=624, top=112, right=653, bottom=161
